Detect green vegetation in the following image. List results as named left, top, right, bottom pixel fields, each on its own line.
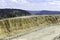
left=0, top=9, right=31, bottom=19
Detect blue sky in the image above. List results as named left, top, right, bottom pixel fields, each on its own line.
left=0, top=0, right=60, bottom=11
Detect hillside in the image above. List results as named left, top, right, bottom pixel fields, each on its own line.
left=0, top=9, right=31, bottom=19
left=28, top=10, right=60, bottom=15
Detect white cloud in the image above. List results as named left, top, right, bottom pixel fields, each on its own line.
left=0, top=0, right=7, bottom=7
left=20, top=0, right=28, bottom=3
left=0, top=0, right=60, bottom=11
left=12, top=0, right=18, bottom=3
left=0, top=0, right=5, bottom=2
left=48, top=1, right=60, bottom=5
left=15, top=0, right=60, bottom=11
left=13, top=0, right=29, bottom=4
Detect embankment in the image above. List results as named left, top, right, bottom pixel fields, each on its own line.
left=0, top=15, right=60, bottom=39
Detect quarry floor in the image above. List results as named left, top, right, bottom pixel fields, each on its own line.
left=9, top=24, right=60, bottom=40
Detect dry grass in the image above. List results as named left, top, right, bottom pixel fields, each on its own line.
left=0, top=15, right=60, bottom=39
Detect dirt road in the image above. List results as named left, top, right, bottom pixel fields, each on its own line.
left=11, top=24, right=60, bottom=40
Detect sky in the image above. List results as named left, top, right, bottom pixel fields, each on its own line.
left=0, top=0, right=60, bottom=11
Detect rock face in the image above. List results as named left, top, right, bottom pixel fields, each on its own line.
left=0, top=9, right=31, bottom=19
left=0, top=15, right=60, bottom=39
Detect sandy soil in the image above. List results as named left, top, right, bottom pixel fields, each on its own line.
left=11, top=24, right=60, bottom=40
